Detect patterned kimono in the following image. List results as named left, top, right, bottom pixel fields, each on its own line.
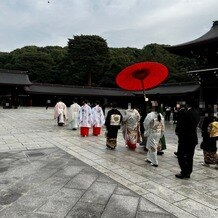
left=68, top=103, right=81, bottom=130
left=78, top=103, right=92, bottom=137
left=201, top=116, right=218, bottom=165
left=122, top=109, right=141, bottom=150
left=54, top=101, right=67, bottom=126
left=143, top=111, right=165, bottom=165
left=91, top=105, right=105, bottom=136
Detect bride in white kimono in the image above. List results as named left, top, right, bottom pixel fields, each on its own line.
left=143, top=107, right=165, bottom=167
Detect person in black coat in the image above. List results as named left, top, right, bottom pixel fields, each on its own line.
left=174, top=104, right=187, bottom=156
left=175, top=101, right=200, bottom=179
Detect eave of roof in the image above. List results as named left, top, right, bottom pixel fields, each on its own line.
left=166, top=21, right=218, bottom=53
left=0, top=69, right=32, bottom=85
left=24, top=84, right=135, bottom=97
left=25, top=83, right=200, bottom=97
left=134, top=83, right=200, bottom=95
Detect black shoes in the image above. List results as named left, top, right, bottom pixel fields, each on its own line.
left=145, top=159, right=152, bottom=164
left=150, top=163, right=158, bottom=167
left=175, top=173, right=190, bottom=179
left=145, top=159, right=158, bottom=167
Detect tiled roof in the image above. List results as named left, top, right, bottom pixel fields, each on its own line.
left=24, top=83, right=200, bottom=96
left=0, top=69, right=32, bottom=85
left=24, top=83, right=135, bottom=97
left=134, top=83, right=200, bottom=95
left=166, top=21, right=218, bottom=52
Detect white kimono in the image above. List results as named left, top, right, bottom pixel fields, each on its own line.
left=91, top=105, right=105, bottom=127
left=68, top=103, right=81, bottom=129
left=54, top=101, right=67, bottom=125
left=78, top=104, right=92, bottom=127
left=143, top=111, right=165, bottom=165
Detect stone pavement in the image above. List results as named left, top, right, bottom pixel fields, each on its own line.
left=0, top=107, right=217, bottom=218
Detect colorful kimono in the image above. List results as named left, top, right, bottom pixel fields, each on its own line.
left=143, top=111, right=165, bottom=166
left=105, top=108, right=122, bottom=149
left=54, top=101, right=67, bottom=126
left=68, top=103, right=81, bottom=130
left=78, top=103, right=92, bottom=137
left=201, top=116, right=218, bottom=165
left=122, top=108, right=141, bottom=150
left=91, top=105, right=105, bottom=136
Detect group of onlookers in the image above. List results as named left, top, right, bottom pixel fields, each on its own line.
left=53, top=98, right=218, bottom=179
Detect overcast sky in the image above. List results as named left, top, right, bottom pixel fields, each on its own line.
left=0, top=0, right=217, bottom=52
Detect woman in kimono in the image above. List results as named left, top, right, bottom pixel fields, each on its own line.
left=68, top=99, right=81, bottom=130
left=105, top=102, right=122, bottom=149
left=78, top=100, right=92, bottom=137
left=200, top=110, right=218, bottom=166
left=122, top=107, right=141, bottom=150
left=54, top=98, right=67, bottom=126
left=143, top=106, right=165, bottom=167
left=91, top=101, right=105, bottom=136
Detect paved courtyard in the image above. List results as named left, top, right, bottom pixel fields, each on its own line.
left=0, top=107, right=217, bottom=218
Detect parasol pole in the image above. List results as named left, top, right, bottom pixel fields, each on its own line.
left=141, top=79, right=146, bottom=102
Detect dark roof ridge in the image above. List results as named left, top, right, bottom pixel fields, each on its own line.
left=32, top=83, right=131, bottom=91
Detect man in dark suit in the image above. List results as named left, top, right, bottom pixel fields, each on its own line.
left=174, top=103, right=187, bottom=156
left=175, top=101, right=200, bottom=179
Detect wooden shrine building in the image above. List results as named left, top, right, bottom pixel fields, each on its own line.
left=0, top=69, right=200, bottom=109
left=166, top=20, right=218, bottom=111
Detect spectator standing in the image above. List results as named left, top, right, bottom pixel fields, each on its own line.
left=174, top=103, right=187, bottom=156
left=175, top=100, right=200, bottom=179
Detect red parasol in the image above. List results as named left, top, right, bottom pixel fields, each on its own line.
left=116, top=62, right=168, bottom=91
left=116, top=62, right=168, bottom=100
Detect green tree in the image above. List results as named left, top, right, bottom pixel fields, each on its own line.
left=68, top=35, right=110, bottom=86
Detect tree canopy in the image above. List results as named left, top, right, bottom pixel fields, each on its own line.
left=68, top=35, right=110, bottom=86
left=0, top=36, right=197, bottom=87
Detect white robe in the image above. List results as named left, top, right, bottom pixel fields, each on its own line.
left=78, top=104, right=92, bottom=127
left=91, top=105, right=105, bottom=127
left=54, top=101, right=67, bottom=124
left=143, top=111, right=165, bottom=165
left=68, top=103, right=81, bottom=129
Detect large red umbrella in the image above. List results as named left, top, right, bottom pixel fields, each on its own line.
left=116, top=62, right=168, bottom=101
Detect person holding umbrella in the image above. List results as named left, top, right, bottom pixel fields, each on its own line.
left=143, top=104, right=165, bottom=167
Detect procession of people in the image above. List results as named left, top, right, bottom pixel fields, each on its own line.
left=53, top=98, right=218, bottom=179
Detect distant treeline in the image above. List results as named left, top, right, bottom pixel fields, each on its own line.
left=0, top=35, right=197, bottom=87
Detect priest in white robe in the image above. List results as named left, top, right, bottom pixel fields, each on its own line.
left=54, top=98, right=67, bottom=126
left=68, top=99, right=81, bottom=130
